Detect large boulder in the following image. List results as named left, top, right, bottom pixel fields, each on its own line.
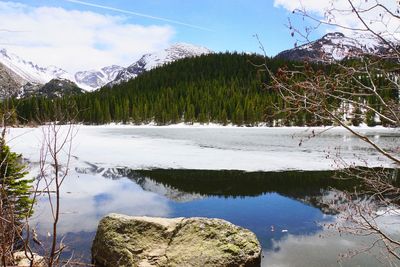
left=13, top=251, right=45, bottom=267
left=92, top=214, right=261, bottom=267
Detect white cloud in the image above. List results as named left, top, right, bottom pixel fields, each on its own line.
left=274, top=0, right=337, bottom=14
left=263, top=229, right=391, bottom=266
left=32, top=173, right=171, bottom=235
left=0, top=2, right=175, bottom=72
left=274, top=0, right=399, bottom=41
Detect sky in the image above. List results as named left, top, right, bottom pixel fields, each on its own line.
left=0, top=0, right=397, bottom=73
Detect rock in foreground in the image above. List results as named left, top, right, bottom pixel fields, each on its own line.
left=92, top=214, right=261, bottom=267
left=14, top=251, right=45, bottom=267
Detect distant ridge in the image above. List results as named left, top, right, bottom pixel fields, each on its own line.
left=276, top=32, right=391, bottom=61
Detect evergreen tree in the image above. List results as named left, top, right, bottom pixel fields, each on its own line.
left=122, top=99, right=130, bottom=124
left=366, top=110, right=376, bottom=127
left=0, top=137, right=33, bottom=219
left=351, top=107, right=363, bottom=126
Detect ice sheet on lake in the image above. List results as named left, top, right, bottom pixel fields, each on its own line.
left=7, top=125, right=399, bottom=172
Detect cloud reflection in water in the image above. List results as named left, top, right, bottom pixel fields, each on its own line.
left=31, top=171, right=171, bottom=235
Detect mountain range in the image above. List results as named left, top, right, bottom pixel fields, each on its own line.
left=0, top=32, right=393, bottom=98
left=0, top=43, right=211, bottom=97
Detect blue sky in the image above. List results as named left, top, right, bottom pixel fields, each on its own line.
left=17, top=0, right=311, bottom=54
left=75, top=0, right=323, bottom=55
left=0, top=0, right=328, bottom=71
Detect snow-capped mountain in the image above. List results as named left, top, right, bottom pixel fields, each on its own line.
left=276, top=32, right=389, bottom=61
left=109, top=43, right=212, bottom=86
left=73, top=43, right=211, bottom=89
left=0, top=48, right=73, bottom=85
left=0, top=48, right=123, bottom=94
left=0, top=43, right=212, bottom=96
left=74, top=65, right=124, bottom=90
left=0, top=48, right=78, bottom=97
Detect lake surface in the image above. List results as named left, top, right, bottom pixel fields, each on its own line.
left=8, top=126, right=400, bottom=266
left=10, top=125, right=399, bottom=171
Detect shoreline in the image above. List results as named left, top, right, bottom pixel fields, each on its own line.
left=10, top=122, right=400, bottom=131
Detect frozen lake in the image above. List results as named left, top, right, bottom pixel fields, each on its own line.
left=8, top=125, right=399, bottom=172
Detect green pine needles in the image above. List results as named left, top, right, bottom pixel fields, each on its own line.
left=0, top=137, right=33, bottom=219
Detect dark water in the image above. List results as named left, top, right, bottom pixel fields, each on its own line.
left=133, top=170, right=343, bottom=248
left=31, top=168, right=394, bottom=266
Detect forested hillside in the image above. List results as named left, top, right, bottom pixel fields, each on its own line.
left=6, top=52, right=399, bottom=126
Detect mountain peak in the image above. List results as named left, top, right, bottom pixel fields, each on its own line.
left=74, top=65, right=124, bottom=90
left=108, top=43, right=212, bottom=87
left=139, top=42, right=211, bottom=69
left=162, top=43, right=212, bottom=61
left=0, top=47, right=72, bottom=86
left=322, top=32, right=345, bottom=40
left=168, top=42, right=212, bottom=53
left=276, top=32, right=389, bottom=61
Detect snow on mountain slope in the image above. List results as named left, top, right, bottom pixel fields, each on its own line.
left=109, top=43, right=212, bottom=86
left=0, top=48, right=120, bottom=92
left=138, top=42, right=212, bottom=70
left=0, top=42, right=212, bottom=95
left=0, top=48, right=73, bottom=85
left=74, top=65, right=124, bottom=90
left=276, top=32, right=389, bottom=61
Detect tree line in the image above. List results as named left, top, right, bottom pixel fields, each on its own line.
left=4, top=52, right=399, bottom=127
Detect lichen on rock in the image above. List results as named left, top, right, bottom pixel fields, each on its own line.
left=92, top=214, right=261, bottom=267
